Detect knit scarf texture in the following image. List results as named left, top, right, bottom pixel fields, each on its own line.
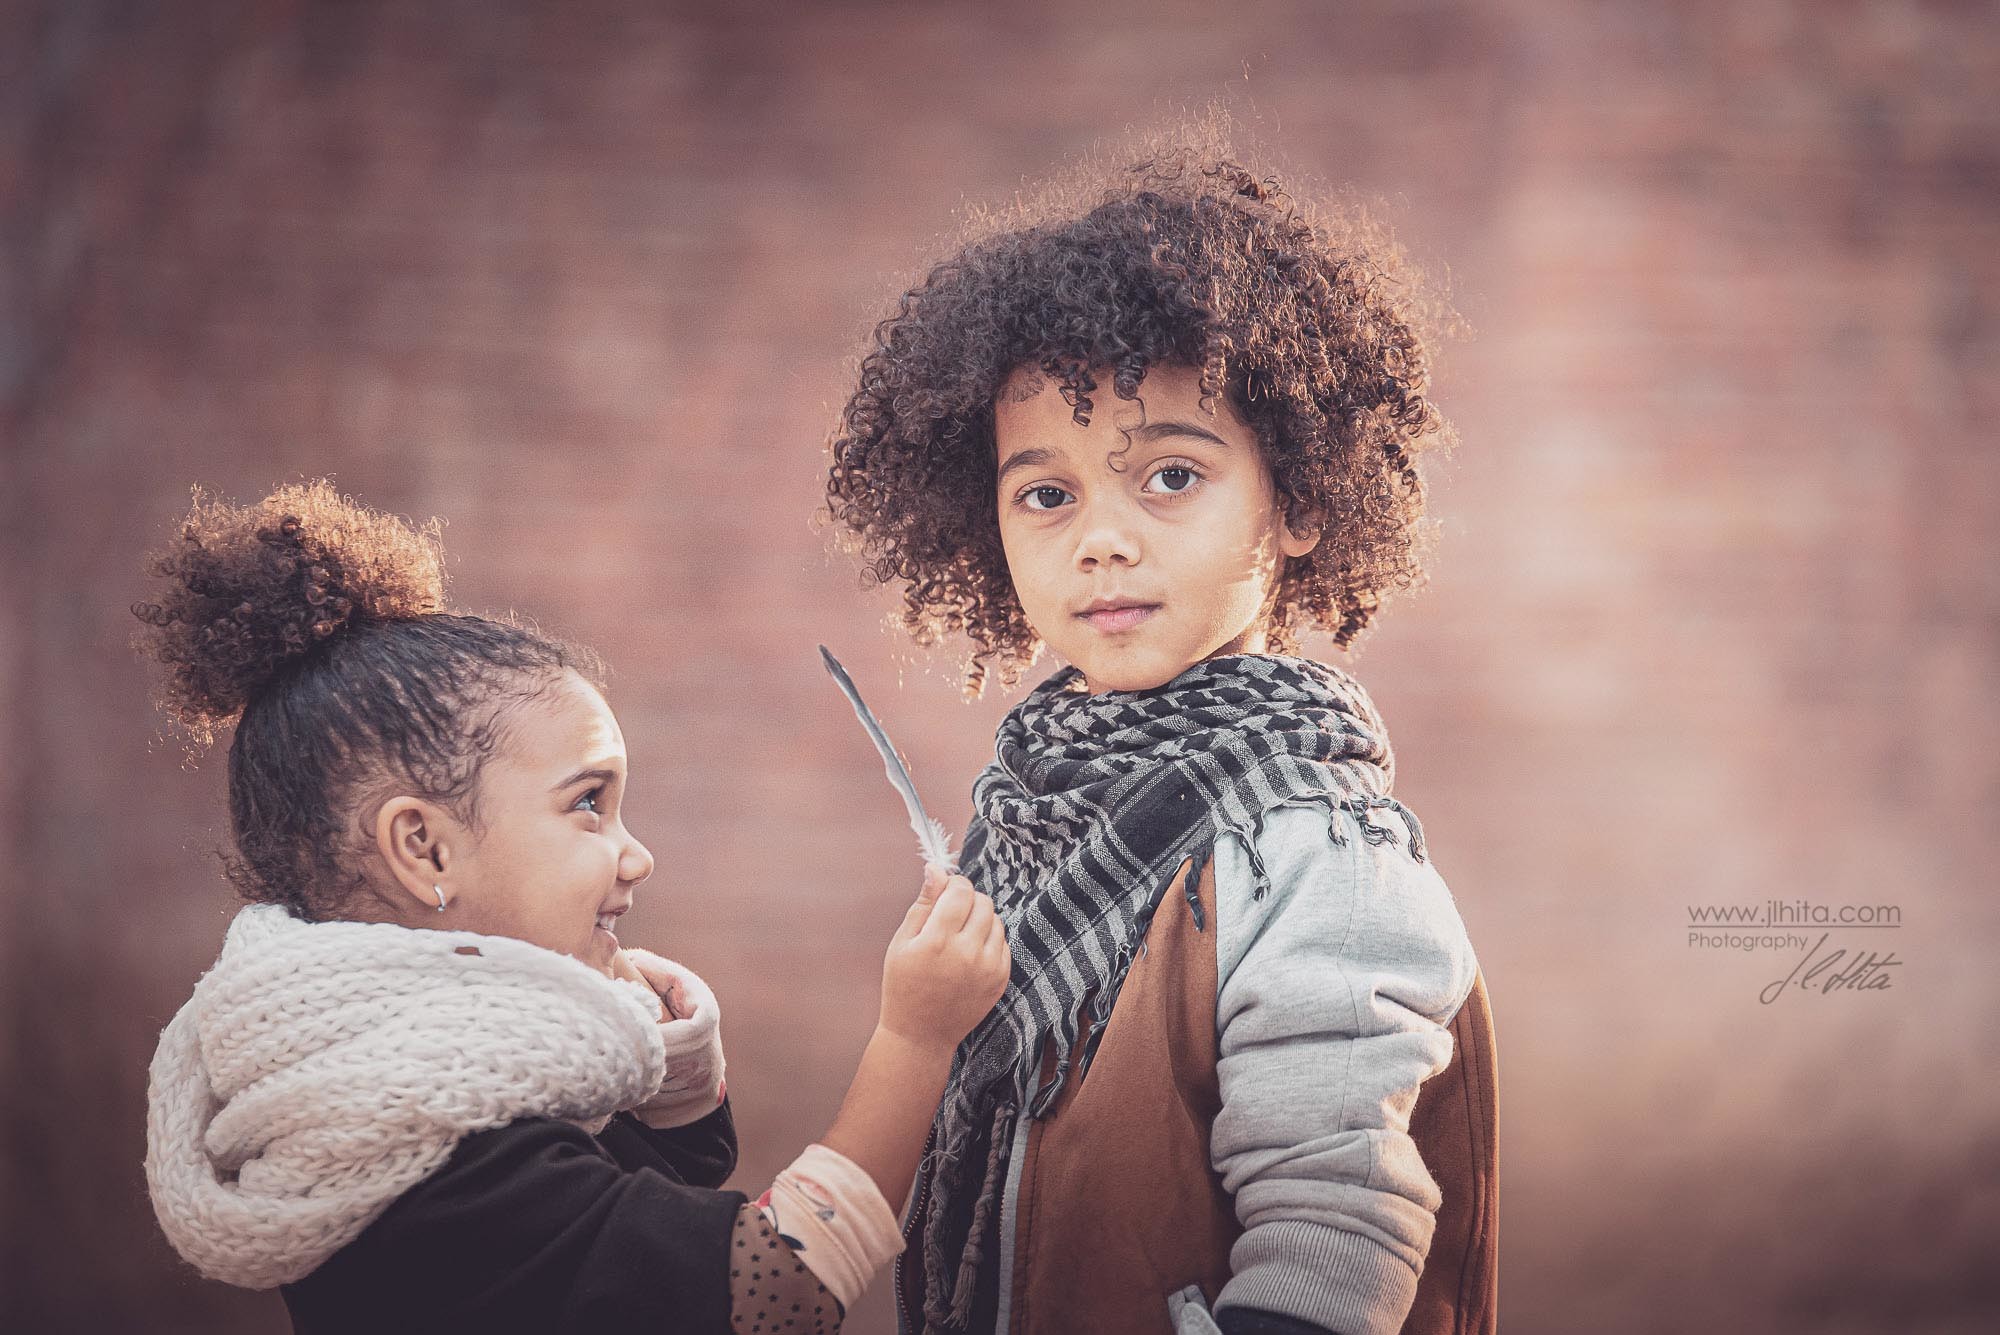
left=914, top=653, right=1427, bottom=1332
left=145, top=904, right=671, bottom=1290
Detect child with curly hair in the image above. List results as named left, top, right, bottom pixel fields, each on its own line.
left=825, top=134, right=1498, bottom=1335
left=133, top=480, right=1011, bottom=1334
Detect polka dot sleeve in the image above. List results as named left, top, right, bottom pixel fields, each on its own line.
left=729, top=1202, right=844, bottom=1334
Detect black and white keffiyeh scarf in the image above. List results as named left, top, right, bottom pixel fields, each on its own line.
left=912, top=653, right=1427, bottom=1332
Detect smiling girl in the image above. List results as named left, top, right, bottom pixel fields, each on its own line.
left=134, top=481, right=1010, bottom=1334
left=827, top=137, right=1498, bottom=1335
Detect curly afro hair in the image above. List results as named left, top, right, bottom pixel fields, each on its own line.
left=825, top=129, right=1458, bottom=694
left=132, top=480, right=598, bottom=918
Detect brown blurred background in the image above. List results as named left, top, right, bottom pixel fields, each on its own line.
left=5, top=1, right=1998, bottom=1331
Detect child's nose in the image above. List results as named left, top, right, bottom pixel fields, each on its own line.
left=1073, top=498, right=1142, bottom=569
left=621, top=835, right=656, bottom=887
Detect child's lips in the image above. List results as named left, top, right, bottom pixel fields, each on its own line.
left=1077, top=603, right=1160, bottom=634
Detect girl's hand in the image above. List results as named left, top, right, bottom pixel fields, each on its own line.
left=878, top=865, right=1010, bottom=1054
left=609, top=947, right=687, bottom=1018
left=608, top=948, right=647, bottom=987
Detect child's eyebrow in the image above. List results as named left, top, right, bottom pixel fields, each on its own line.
left=1129, top=419, right=1230, bottom=449
left=550, top=765, right=619, bottom=793
left=996, top=446, right=1060, bottom=487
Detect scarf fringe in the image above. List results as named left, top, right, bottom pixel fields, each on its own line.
left=1182, top=845, right=1213, bottom=930
left=1075, top=944, right=1133, bottom=1086
left=1029, top=993, right=1085, bottom=1117
left=1242, top=810, right=1274, bottom=899
left=1339, top=793, right=1429, bottom=863
left=924, top=1101, right=1014, bottom=1331
left=919, top=1099, right=1015, bottom=1333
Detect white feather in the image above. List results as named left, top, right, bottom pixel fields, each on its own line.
left=819, top=646, right=957, bottom=871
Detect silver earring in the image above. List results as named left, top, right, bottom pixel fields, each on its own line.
left=433, top=884, right=447, bottom=913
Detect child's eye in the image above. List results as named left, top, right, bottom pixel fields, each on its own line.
left=1144, top=465, right=1201, bottom=495
left=1020, top=485, right=1073, bottom=512
left=573, top=787, right=603, bottom=815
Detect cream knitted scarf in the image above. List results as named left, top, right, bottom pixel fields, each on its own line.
left=145, top=903, right=682, bottom=1290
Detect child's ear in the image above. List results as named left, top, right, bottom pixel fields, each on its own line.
left=1279, top=506, right=1323, bottom=560
left=374, top=796, right=459, bottom=916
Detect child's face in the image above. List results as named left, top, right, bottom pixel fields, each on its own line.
left=442, top=670, right=656, bottom=975
left=993, top=362, right=1319, bottom=693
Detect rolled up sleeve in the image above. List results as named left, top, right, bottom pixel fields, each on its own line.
left=1210, top=801, right=1478, bottom=1335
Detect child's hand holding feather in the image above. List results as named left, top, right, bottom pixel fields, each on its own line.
left=880, top=865, right=1010, bottom=1054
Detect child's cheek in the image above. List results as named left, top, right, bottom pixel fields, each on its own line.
left=1018, top=592, right=1067, bottom=651
left=1000, top=545, right=1057, bottom=631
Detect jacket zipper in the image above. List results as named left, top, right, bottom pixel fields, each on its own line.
left=895, top=1124, right=938, bottom=1335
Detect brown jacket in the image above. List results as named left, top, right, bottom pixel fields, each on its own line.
left=897, top=847, right=1498, bottom=1335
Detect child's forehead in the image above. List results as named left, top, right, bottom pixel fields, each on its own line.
left=499, top=673, right=626, bottom=773
left=992, top=361, right=1245, bottom=452
left=997, top=363, right=1054, bottom=403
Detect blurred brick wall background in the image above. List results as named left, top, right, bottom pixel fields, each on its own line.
left=4, top=1, right=1997, bottom=1331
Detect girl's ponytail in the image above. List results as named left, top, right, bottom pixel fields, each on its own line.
left=132, top=480, right=446, bottom=740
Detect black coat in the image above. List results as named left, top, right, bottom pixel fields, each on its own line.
left=282, top=1100, right=747, bottom=1334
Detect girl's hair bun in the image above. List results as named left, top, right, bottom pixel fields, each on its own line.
left=132, top=479, right=447, bottom=736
